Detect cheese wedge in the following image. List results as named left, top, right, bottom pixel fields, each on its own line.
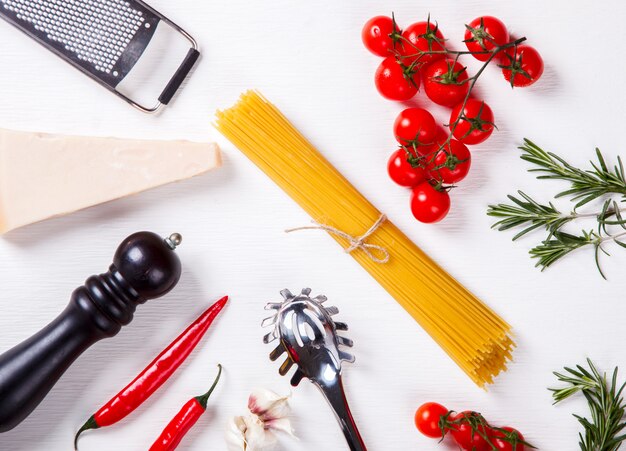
left=0, top=128, right=221, bottom=234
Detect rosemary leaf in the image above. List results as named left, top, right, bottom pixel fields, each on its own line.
left=487, top=191, right=568, bottom=239
left=551, top=359, right=626, bottom=451
left=519, top=139, right=626, bottom=208
left=488, top=139, right=626, bottom=278
left=530, top=231, right=596, bottom=270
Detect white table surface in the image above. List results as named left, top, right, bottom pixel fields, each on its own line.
left=1, top=1, right=625, bottom=449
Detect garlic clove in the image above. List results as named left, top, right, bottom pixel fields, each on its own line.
left=248, top=388, right=291, bottom=423
left=264, top=417, right=296, bottom=437
left=224, top=416, right=248, bottom=451
left=243, top=415, right=278, bottom=451
left=226, top=389, right=296, bottom=450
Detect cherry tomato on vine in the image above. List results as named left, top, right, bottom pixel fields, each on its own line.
left=449, top=99, right=494, bottom=145
left=423, top=59, right=470, bottom=107
left=393, top=108, right=437, bottom=146
left=387, top=149, right=426, bottom=187
left=414, top=127, right=448, bottom=158
left=410, top=182, right=450, bottom=223
left=399, top=20, right=446, bottom=67
left=414, top=402, right=448, bottom=438
left=449, top=411, right=491, bottom=451
left=491, top=426, right=526, bottom=451
left=375, top=56, right=420, bottom=101
left=500, top=45, right=544, bottom=87
left=432, top=126, right=449, bottom=146
left=362, top=16, right=401, bottom=57
left=429, top=139, right=471, bottom=184
left=464, top=16, right=509, bottom=61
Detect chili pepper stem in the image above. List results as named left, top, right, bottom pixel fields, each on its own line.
left=73, top=296, right=228, bottom=451
left=74, top=415, right=99, bottom=450
left=195, top=364, right=223, bottom=410
left=148, top=365, right=223, bottom=451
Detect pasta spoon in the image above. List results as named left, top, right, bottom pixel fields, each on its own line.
left=262, top=288, right=366, bottom=451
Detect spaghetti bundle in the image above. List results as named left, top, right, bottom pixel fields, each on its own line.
left=215, top=90, right=514, bottom=387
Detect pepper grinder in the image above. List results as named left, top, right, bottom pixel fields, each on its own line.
left=0, top=231, right=183, bottom=433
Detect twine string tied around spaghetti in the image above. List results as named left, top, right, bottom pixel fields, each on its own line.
left=285, top=214, right=389, bottom=264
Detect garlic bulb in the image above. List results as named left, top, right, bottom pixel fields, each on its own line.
left=225, top=389, right=295, bottom=451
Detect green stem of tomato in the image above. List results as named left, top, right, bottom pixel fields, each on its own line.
left=442, top=38, right=526, bottom=152
left=398, top=36, right=526, bottom=164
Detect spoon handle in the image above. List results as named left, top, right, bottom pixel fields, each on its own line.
left=316, top=376, right=367, bottom=451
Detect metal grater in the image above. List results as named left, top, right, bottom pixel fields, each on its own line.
left=0, top=0, right=200, bottom=113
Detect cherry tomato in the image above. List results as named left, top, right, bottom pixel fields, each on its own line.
left=362, top=16, right=401, bottom=57
left=429, top=139, right=471, bottom=184
left=464, top=16, right=509, bottom=61
left=411, top=126, right=448, bottom=158
left=423, top=59, right=469, bottom=107
left=414, top=402, right=448, bottom=439
left=399, top=20, right=446, bottom=67
left=413, top=126, right=448, bottom=157
left=449, top=411, right=490, bottom=451
left=432, top=126, right=449, bottom=146
left=410, top=182, right=450, bottom=223
left=393, top=108, right=437, bottom=146
left=501, top=45, right=544, bottom=87
left=375, top=56, right=420, bottom=101
left=491, top=426, right=526, bottom=451
left=449, top=99, right=494, bottom=145
left=387, top=149, right=426, bottom=187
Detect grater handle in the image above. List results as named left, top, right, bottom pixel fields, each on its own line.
left=158, top=48, right=200, bottom=105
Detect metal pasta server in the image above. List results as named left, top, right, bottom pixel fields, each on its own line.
left=262, top=288, right=367, bottom=451
left=0, top=0, right=199, bottom=113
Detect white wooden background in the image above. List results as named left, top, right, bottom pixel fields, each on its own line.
left=1, top=1, right=625, bottom=449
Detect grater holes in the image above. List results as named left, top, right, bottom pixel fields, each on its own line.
left=2, top=0, right=145, bottom=73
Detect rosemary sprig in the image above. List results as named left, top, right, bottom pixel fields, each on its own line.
left=550, top=359, right=626, bottom=451
left=488, top=191, right=570, bottom=240
left=489, top=195, right=626, bottom=239
left=488, top=140, right=626, bottom=278
left=530, top=230, right=604, bottom=275
left=520, top=139, right=626, bottom=208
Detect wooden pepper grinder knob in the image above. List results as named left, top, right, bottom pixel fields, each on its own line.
left=0, top=231, right=183, bottom=433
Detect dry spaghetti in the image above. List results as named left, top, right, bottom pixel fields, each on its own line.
left=215, top=90, right=514, bottom=387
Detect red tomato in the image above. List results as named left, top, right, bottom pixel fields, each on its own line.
left=501, top=45, right=544, bottom=87
left=464, top=16, right=509, bottom=61
left=399, top=20, right=446, bottom=67
left=362, top=16, right=401, bottom=57
left=393, top=108, right=437, bottom=146
left=375, top=56, right=420, bottom=101
left=414, top=402, right=448, bottom=439
left=432, top=126, right=449, bottom=146
left=415, top=127, right=448, bottom=158
left=449, top=411, right=490, bottom=451
left=491, top=426, right=526, bottom=451
left=423, top=59, right=470, bottom=107
left=411, top=128, right=448, bottom=158
left=449, top=99, right=494, bottom=145
left=429, top=139, right=471, bottom=184
left=387, top=149, right=426, bottom=187
left=410, top=182, right=450, bottom=223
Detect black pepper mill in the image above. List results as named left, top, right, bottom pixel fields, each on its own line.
left=0, top=231, right=183, bottom=433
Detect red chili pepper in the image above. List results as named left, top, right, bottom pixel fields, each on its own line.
left=149, top=364, right=222, bottom=451
left=74, top=296, right=228, bottom=449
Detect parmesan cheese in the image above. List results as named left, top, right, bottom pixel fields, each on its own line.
left=0, top=128, right=221, bottom=234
